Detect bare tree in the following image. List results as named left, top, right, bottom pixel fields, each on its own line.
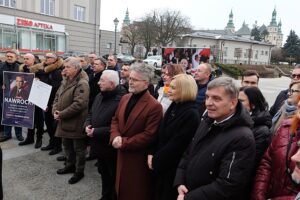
left=124, top=9, right=192, bottom=58
left=153, top=9, right=192, bottom=46
left=121, top=23, right=141, bottom=55
left=137, top=14, right=157, bottom=58
left=271, top=48, right=284, bottom=63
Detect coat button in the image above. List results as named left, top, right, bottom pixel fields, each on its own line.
left=212, top=153, right=215, bottom=157
left=209, top=171, right=213, bottom=175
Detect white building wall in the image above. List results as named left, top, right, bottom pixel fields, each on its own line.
left=175, top=36, right=272, bottom=65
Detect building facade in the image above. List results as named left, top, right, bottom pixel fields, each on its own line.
left=194, top=8, right=283, bottom=48
left=0, top=0, right=100, bottom=56
left=175, top=31, right=273, bottom=65
left=99, top=29, right=120, bottom=56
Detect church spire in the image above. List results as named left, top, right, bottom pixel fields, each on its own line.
left=270, top=7, right=277, bottom=26
left=278, top=19, right=282, bottom=34
left=123, top=8, right=130, bottom=25
left=225, top=9, right=235, bottom=32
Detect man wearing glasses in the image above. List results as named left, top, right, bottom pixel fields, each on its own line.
left=30, top=52, right=64, bottom=155
left=110, top=62, right=162, bottom=200
left=270, top=64, right=300, bottom=117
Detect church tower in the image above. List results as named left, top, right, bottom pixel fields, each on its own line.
left=276, top=19, right=283, bottom=47
left=225, top=9, right=235, bottom=33
left=266, top=7, right=282, bottom=47
left=123, top=8, right=130, bottom=26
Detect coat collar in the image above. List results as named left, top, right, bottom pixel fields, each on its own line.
left=120, top=91, right=151, bottom=132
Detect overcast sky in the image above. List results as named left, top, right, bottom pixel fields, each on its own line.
left=100, top=0, right=300, bottom=44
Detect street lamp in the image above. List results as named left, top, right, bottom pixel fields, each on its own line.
left=113, top=18, right=119, bottom=55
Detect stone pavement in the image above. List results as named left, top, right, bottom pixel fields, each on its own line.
left=1, top=135, right=101, bottom=200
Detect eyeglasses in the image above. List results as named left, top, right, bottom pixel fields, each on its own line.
left=288, top=89, right=300, bottom=94
left=291, top=74, right=300, bottom=79
left=129, top=77, right=146, bottom=82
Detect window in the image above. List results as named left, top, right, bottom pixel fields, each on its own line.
left=255, top=50, right=258, bottom=59
left=261, top=51, right=264, bottom=55
left=44, top=34, right=55, bottom=51
left=18, top=30, right=31, bottom=50
left=223, top=47, right=228, bottom=57
left=2, top=29, right=17, bottom=49
left=56, top=35, right=65, bottom=52
left=265, top=51, right=268, bottom=56
left=74, top=5, right=85, bottom=21
left=41, top=0, right=55, bottom=16
left=36, top=32, right=44, bottom=50
left=234, top=48, right=242, bottom=58
left=0, top=0, right=16, bottom=7
left=245, top=49, right=252, bottom=58
left=106, top=43, right=112, bottom=49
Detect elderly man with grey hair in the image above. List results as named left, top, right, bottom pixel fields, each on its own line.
left=52, top=57, right=90, bottom=184
left=85, top=70, right=127, bottom=200
left=174, top=77, right=256, bottom=200
left=110, top=62, right=163, bottom=200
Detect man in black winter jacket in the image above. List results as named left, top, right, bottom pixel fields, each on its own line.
left=85, top=70, right=127, bottom=200
left=0, top=50, right=23, bottom=142
left=174, top=77, right=256, bottom=200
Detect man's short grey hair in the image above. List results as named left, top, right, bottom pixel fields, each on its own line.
left=24, top=53, right=35, bottom=59
left=64, top=57, right=81, bottom=70
left=102, top=70, right=119, bottom=86
left=130, top=62, right=154, bottom=82
left=207, top=77, right=239, bottom=99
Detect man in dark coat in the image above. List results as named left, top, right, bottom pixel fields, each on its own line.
left=106, top=55, right=120, bottom=71
left=194, top=63, right=213, bottom=117
left=0, top=50, right=23, bottom=142
left=110, top=62, right=163, bottom=200
left=31, top=52, right=63, bottom=155
left=18, top=53, right=44, bottom=148
left=119, top=63, right=130, bottom=92
left=79, top=55, right=93, bottom=82
left=88, top=57, right=106, bottom=109
left=85, top=70, right=127, bottom=200
left=174, top=77, right=256, bottom=200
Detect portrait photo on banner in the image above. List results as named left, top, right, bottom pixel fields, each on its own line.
left=162, top=47, right=211, bottom=69
left=1, top=71, right=35, bottom=129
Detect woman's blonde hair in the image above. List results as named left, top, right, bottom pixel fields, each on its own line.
left=171, top=74, right=197, bottom=102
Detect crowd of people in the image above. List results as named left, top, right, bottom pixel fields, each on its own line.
left=1, top=49, right=300, bottom=200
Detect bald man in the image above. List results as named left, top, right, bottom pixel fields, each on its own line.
left=18, top=53, right=44, bottom=149
left=194, top=63, right=214, bottom=116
